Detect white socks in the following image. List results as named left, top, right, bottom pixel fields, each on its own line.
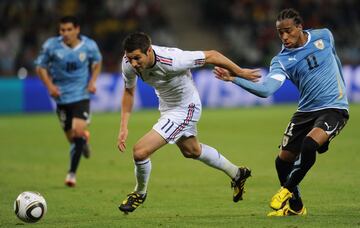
left=197, top=144, right=238, bottom=179
left=134, top=159, right=152, bottom=194
left=133, top=144, right=238, bottom=194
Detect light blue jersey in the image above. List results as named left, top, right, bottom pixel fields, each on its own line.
left=269, top=29, right=348, bottom=111
left=35, top=35, right=102, bottom=104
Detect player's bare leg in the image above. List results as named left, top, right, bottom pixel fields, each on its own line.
left=119, top=130, right=166, bottom=214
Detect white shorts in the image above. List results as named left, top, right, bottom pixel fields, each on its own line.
left=153, top=103, right=202, bottom=144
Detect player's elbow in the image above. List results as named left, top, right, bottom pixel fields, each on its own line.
left=258, top=91, right=271, bottom=98
left=124, top=87, right=135, bottom=96
left=252, top=83, right=278, bottom=98
left=35, top=66, right=45, bottom=76
left=251, top=88, right=272, bottom=98
left=204, top=50, right=222, bottom=64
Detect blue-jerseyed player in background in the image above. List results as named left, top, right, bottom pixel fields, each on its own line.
left=35, top=16, right=102, bottom=187
left=214, top=8, right=349, bottom=216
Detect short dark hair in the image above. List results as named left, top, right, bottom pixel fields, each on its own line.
left=59, top=16, right=80, bottom=27
left=123, top=32, right=151, bottom=54
left=277, top=8, right=303, bottom=25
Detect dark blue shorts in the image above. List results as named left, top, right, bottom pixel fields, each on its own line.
left=280, top=108, right=349, bottom=154
left=56, top=99, right=90, bottom=131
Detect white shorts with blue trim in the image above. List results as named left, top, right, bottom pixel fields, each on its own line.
left=153, top=103, right=201, bottom=144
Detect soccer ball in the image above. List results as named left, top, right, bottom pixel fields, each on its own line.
left=14, top=191, right=47, bottom=223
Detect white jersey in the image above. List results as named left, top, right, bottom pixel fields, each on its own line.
left=121, top=45, right=206, bottom=112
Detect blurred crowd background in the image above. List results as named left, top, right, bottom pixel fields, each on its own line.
left=0, top=0, right=359, bottom=77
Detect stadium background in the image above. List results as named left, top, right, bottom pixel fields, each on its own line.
left=0, top=0, right=360, bottom=113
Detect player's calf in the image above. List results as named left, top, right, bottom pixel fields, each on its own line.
left=82, top=130, right=91, bottom=158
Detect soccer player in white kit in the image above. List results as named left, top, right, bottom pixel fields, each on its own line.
left=117, top=32, right=260, bottom=213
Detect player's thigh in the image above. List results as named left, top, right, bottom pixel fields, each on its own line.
left=71, top=99, right=90, bottom=137
left=312, top=108, right=349, bottom=153
left=153, top=103, right=201, bottom=145
left=56, top=103, right=73, bottom=142
left=280, top=112, right=315, bottom=155
left=56, top=104, right=72, bottom=132
left=72, top=118, right=87, bottom=136
left=133, top=129, right=167, bottom=161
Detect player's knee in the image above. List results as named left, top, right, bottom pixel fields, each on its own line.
left=180, top=147, right=201, bottom=159
left=72, top=128, right=85, bottom=138
left=181, top=150, right=198, bottom=159
left=132, top=144, right=150, bottom=161
left=178, top=142, right=201, bottom=159
left=279, top=150, right=298, bottom=162
left=300, top=136, right=319, bottom=169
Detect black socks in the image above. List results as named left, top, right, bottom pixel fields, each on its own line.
left=69, top=137, right=86, bottom=173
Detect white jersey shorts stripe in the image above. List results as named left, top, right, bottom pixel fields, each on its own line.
left=153, top=103, right=201, bottom=144
left=167, top=103, right=195, bottom=141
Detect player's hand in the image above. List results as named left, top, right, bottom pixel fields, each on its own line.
left=87, top=82, right=97, bottom=93
left=48, top=85, right=60, bottom=98
left=239, top=68, right=261, bottom=82
left=117, top=128, right=128, bottom=152
left=213, top=67, right=235, bottom=82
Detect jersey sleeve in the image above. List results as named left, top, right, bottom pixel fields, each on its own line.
left=88, top=39, right=102, bottom=63
left=323, top=28, right=337, bottom=54
left=232, top=74, right=284, bottom=98
left=121, top=56, right=137, bottom=88
left=34, top=38, right=53, bottom=68
left=323, top=28, right=335, bottom=48
left=170, top=48, right=206, bottom=71
left=268, top=56, right=289, bottom=79
left=231, top=56, right=285, bottom=98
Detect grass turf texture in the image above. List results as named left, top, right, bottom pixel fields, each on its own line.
left=1, top=104, right=360, bottom=227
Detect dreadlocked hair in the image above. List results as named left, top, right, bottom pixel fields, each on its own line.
left=277, top=8, right=303, bottom=25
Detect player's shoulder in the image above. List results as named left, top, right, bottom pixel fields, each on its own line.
left=270, top=49, right=291, bottom=70
left=271, top=50, right=285, bottom=63
left=308, top=28, right=333, bottom=40
left=81, top=35, right=98, bottom=48
left=153, top=45, right=181, bottom=67
left=121, top=54, right=129, bottom=65
left=270, top=55, right=283, bottom=67
left=153, top=45, right=181, bottom=57
left=121, top=55, right=137, bottom=77
left=152, top=45, right=180, bottom=52
left=121, top=55, right=133, bottom=72
left=42, top=36, right=61, bottom=49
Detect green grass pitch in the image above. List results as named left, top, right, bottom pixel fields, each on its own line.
left=1, top=104, right=360, bottom=227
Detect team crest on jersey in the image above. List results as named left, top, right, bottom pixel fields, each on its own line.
left=282, top=135, right=289, bottom=147
left=314, top=39, right=324, bottom=50
left=79, top=52, right=86, bottom=62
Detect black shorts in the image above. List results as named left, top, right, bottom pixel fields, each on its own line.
left=56, top=99, right=90, bottom=131
left=280, top=108, right=349, bottom=154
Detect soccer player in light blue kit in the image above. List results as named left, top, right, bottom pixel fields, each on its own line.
left=214, top=8, right=349, bottom=216
left=35, top=16, right=102, bottom=187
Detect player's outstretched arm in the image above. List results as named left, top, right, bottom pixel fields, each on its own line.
left=204, top=50, right=261, bottom=82
left=118, top=86, right=135, bottom=152
left=35, top=66, right=60, bottom=98
left=214, top=67, right=284, bottom=98
left=87, top=62, right=102, bottom=93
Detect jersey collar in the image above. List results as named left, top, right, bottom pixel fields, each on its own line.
left=59, top=35, right=85, bottom=50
